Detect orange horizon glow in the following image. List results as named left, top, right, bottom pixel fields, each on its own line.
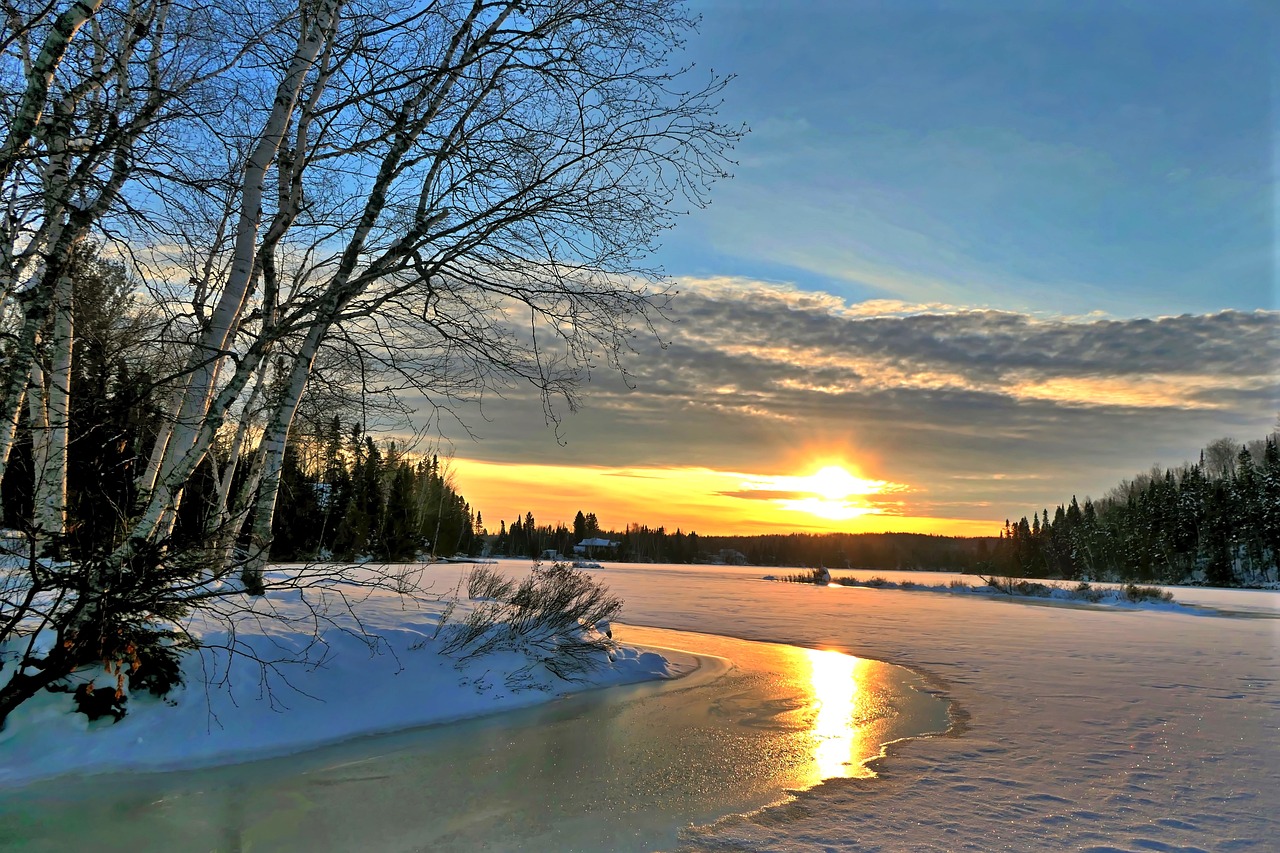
left=448, top=457, right=1000, bottom=538
left=742, top=464, right=906, bottom=521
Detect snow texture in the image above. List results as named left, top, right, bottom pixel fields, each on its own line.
left=0, top=564, right=680, bottom=787
left=3, top=559, right=1277, bottom=853
left=578, top=562, right=1279, bottom=852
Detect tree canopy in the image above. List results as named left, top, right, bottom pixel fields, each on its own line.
left=0, top=0, right=739, bottom=728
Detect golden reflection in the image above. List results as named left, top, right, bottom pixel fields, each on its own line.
left=805, top=648, right=869, bottom=781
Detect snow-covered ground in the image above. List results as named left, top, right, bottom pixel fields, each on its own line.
left=3, top=559, right=1277, bottom=851
left=572, top=561, right=1279, bottom=852
left=0, top=564, right=680, bottom=787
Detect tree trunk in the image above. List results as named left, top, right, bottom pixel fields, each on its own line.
left=26, top=359, right=50, bottom=547
left=33, top=269, right=73, bottom=543
left=240, top=333, right=322, bottom=586
left=143, top=0, right=340, bottom=507
left=0, top=0, right=106, bottom=185
left=123, top=0, right=341, bottom=553
left=0, top=662, right=70, bottom=732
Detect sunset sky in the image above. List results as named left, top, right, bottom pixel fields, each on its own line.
left=441, top=0, right=1277, bottom=538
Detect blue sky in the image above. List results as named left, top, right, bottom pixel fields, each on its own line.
left=656, top=0, right=1275, bottom=316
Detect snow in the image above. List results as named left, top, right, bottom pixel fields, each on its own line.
left=571, top=561, right=1280, bottom=852
left=0, top=564, right=685, bottom=787
left=3, top=558, right=1278, bottom=852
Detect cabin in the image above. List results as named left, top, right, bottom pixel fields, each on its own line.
left=573, top=537, right=620, bottom=558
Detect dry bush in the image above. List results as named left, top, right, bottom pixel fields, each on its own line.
left=1121, top=583, right=1175, bottom=603
left=439, top=564, right=622, bottom=681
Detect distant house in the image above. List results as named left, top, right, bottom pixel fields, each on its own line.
left=573, top=537, right=619, bottom=557
left=716, top=548, right=748, bottom=565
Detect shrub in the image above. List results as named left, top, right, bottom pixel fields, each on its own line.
left=984, top=575, right=1011, bottom=593
left=1073, top=582, right=1105, bottom=603
left=467, top=565, right=515, bottom=600
left=1121, top=583, right=1174, bottom=604
left=72, top=683, right=126, bottom=722
left=983, top=576, right=1052, bottom=597
left=1013, top=580, right=1053, bottom=598
left=948, top=579, right=970, bottom=590
left=899, top=579, right=916, bottom=590
left=767, top=568, right=834, bottom=585
left=439, top=563, right=622, bottom=681
left=864, top=576, right=888, bottom=588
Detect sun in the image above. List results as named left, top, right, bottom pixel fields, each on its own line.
left=737, top=463, right=901, bottom=524
left=805, top=465, right=867, bottom=500
left=778, top=497, right=880, bottom=521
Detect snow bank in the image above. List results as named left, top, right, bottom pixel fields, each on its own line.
left=5, top=557, right=1276, bottom=852
left=0, top=565, right=683, bottom=787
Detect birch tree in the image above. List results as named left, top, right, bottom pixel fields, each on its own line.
left=0, top=0, right=286, bottom=543
left=0, top=0, right=739, bottom=727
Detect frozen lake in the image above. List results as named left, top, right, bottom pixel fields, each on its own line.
left=2, top=559, right=1275, bottom=851
left=0, top=626, right=950, bottom=852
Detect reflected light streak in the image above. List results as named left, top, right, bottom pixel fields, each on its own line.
left=806, top=648, right=863, bottom=780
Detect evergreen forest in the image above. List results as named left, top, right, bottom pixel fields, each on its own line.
left=991, top=433, right=1279, bottom=587
left=0, top=247, right=478, bottom=564
left=269, top=421, right=478, bottom=562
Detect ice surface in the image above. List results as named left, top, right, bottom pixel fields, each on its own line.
left=570, top=561, right=1280, bottom=852
left=0, top=628, right=949, bottom=852
left=2, top=558, right=1277, bottom=851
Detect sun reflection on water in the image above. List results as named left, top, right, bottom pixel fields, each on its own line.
left=805, top=648, right=870, bottom=781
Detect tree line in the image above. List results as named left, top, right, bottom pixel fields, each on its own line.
left=992, top=432, right=1280, bottom=586
left=0, top=249, right=478, bottom=565
left=270, top=420, right=478, bottom=563
left=484, top=509, right=998, bottom=571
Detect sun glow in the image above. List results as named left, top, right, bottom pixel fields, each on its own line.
left=749, top=464, right=890, bottom=500
left=741, top=463, right=902, bottom=523
left=449, top=457, right=994, bottom=537
left=806, top=465, right=872, bottom=500
left=776, top=497, right=881, bottom=521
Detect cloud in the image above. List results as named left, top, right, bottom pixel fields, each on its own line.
left=428, top=278, right=1276, bottom=527
left=662, top=279, right=1277, bottom=397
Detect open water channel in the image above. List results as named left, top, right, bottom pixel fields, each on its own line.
left=0, top=625, right=952, bottom=852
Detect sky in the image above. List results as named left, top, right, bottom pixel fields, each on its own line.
left=441, top=0, right=1277, bottom=539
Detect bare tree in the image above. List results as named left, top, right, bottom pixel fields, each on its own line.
left=0, top=0, right=739, bottom=727
left=1203, top=437, right=1239, bottom=480
left=0, top=0, right=286, bottom=540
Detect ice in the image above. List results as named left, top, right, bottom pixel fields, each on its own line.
left=2, top=558, right=1277, bottom=852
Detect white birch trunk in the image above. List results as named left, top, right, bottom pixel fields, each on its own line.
left=134, top=389, right=175, bottom=501
left=145, top=0, right=338, bottom=480
left=32, top=268, right=72, bottom=543
left=25, top=358, right=49, bottom=548
left=239, top=332, right=321, bottom=583
left=0, top=225, right=62, bottom=478
left=205, top=362, right=269, bottom=547
left=124, top=0, right=340, bottom=553
left=0, top=0, right=106, bottom=184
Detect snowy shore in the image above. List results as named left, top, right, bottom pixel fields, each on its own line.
left=3, top=560, right=1276, bottom=852
left=0, top=565, right=686, bottom=788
